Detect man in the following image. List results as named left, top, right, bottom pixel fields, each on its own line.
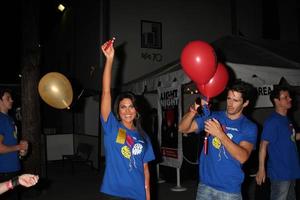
left=256, top=86, right=300, bottom=200
left=0, top=88, right=28, bottom=200
left=179, top=81, right=257, bottom=200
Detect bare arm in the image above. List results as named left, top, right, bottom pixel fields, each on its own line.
left=178, top=109, right=198, bottom=134
left=0, top=174, right=39, bottom=195
left=204, top=118, right=253, bottom=164
left=144, top=163, right=150, bottom=200
left=100, top=39, right=115, bottom=121
left=0, top=135, right=24, bottom=154
left=256, top=140, right=269, bottom=185
left=0, top=180, right=11, bottom=194
left=296, top=132, right=300, bottom=141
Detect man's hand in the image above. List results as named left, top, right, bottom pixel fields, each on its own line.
left=18, top=140, right=28, bottom=151
left=255, top=169, right=266, bottom=185
left=19, top=140, right=28, bottom=156
left=204, top=118, right=224, bottom=138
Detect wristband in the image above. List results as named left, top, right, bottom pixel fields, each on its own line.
left=6, top=180, right=13, bottom=190
left=11, top=176, right=20, bottom=188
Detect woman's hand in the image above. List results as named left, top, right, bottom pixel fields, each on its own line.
left=101, top=38, right=115, bottom=59
left=18, top=174, right=39, bottom=187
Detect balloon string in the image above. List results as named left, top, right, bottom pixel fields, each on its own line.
left=204, top=136, right=208, bottom=155
left=62, top=99, right=70, bottom=109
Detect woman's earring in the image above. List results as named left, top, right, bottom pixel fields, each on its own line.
left=136, top=112, right=140, bottom=119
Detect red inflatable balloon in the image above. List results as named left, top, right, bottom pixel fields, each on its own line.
left=197, top=62, right=229, bottom=98
left=180, top=40, right=217, bottom=84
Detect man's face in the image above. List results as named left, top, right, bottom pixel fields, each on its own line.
left=226, top=90, right=248, bottom=118
left=275, top=90, right=292, bottom=110
left=0, top=92, right=14, bottom=111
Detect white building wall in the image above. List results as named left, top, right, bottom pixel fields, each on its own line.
left=109, top=0, right=232, bottom=86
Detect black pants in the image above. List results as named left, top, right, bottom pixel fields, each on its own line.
left=0, top=171, right=20, bottom=200
left=100, top=192, right=134, bottom=200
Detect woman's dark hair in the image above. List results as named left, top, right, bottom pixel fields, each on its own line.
left=113, top=91, right=138, bottom=121
left=113, top=91, right=146, bottom=139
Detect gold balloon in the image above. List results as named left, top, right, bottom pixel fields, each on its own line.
left=38, top=72, right=73, bottom=109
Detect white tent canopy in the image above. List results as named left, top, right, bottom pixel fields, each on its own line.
left=123, top=36, right=300, bottom=94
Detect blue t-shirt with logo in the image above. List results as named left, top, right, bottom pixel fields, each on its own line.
left=262, top=112, right=300, bottom=180
left=100, top=112, right=155, bottom=200
left=0, top=112, right=21, bottom=173
left=195, top=111, right=257, bottom=193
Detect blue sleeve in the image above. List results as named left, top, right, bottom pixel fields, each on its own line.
left=143, top=135, right=155, bottom=163
left=261, top=118, right=276, bottom=143
left=0, top=117, right=5, bottom=137
left=100, top=112, right=118, bottom=136
left=194, top=104, right=211, bottom=134
left=241, top=123, right=258, bottom=147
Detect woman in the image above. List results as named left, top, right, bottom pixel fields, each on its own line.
left=99, top=39, right=155, bottom=200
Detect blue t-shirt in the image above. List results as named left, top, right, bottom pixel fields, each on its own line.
left=0, top=112, right=21, bottom=173
left=100, top=112, right=155, bottom=200
left=195, top=111, right=257, bottom=193
left=261, top=112, right=300, bottom=180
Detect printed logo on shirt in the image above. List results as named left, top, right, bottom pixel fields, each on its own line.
left=121, top=146, right=131, bottom=159
left=132, top=143, right=143, bottom=155
left=212, top=123, right=232, bottom=161
left=12, top=122, right=18, bottom=139
left=120, top=133, right=145, bottom=170
left=291, top=126, right=296, bottom=143
left=212, top=137, right=221, bottom=149
left=227, top=133, right=233, bottom=140
left=116, top=128, right=126, bottom=144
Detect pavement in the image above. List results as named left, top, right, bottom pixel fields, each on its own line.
left=21, top=160, right=299, bottom=200
left=21, top=160, right=197, bottom=200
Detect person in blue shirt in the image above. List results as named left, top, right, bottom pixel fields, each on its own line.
left=256, top=85, right=300, bottom=200
left=179, top=81, right=257, bottom=200
left=0, top=88, right=29, bottom=200
left=99, top=39, right=155, bottom=200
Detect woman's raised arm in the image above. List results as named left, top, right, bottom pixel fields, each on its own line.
left=100, top=38, right=115, bottom=121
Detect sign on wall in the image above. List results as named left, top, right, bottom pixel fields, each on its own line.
left=255, top=85, right=273, bottom=108
left=157, top=84, right=183, bottom=168
left=141, top=20, right=162, bottom=49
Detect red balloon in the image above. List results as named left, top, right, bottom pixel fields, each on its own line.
left=180, top=40, right=217, bottom=84
left=197, top=62, right=229, bottom=98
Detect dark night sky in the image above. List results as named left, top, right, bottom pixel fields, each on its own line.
left=1, top=1, right=57, bottom=85
left=1, top=1, right=21, bottom=84
left=1, top=1, right=298, bottom=85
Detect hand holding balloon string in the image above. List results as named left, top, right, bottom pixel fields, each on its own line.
left=194, top=97, right=211, bottom=155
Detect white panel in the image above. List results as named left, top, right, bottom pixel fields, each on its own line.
left=83, top=96, right=99, bottom=136
left=46, top=134, right=74, bottom=161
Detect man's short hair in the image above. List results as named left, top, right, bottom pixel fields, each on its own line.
left=0, top=88, right=12, bottom=100
left=269, top=85, right=291, bottom=105
left=228, top=80, right=255, bottom=103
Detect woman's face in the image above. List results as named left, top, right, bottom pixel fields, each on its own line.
left=118, top=98, right=137, bottom=124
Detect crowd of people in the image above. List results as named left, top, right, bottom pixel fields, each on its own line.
left=0, top=38, right=299, bottom=200
left=98, top=39, right=299, bottom=200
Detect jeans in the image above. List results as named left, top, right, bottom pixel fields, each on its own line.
left=270, top=180, right=296, bottom=200
left=196, top=183, right=242, bottom=200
